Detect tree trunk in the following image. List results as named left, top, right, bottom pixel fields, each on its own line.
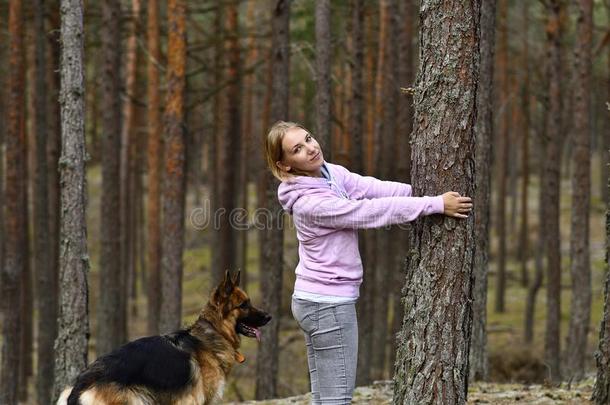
left=389, top=0, right=416, bottom=378
left=371, top=0, right=398, bottom=380
left=593, top=120, right=610, bottom=401
left=34, top=0, right=57, bottom=402
left=159, top=0, right=187, bottom=333
left=99, top=0, right=124, bottom=355
left=0, top=0, right=25, bottom=403
left=217, top=0, right=241, bottom=277
left=146, top=0, right=162, bottom=336
left=543, top=0, right=564, bottom=382
left=470, top=0, right=496, bottom=383
left=315, top=0, right=332, bottom=160
left=52, top=0, right=90, bottom=399
left=255, top=0, right=290, bottom=399
left=120, top=0, right=142, bottom=340
left=566, top=0, right=592, bottom=382
left=518, top=0, right=531, bottom=295
left=357, top=5, right=376, bottom=386
left=393, top=1, right=479, bottom=403
left=495, top=0, right=508, bottom=314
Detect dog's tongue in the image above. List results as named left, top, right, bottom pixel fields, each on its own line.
left=255, top=328, right=261, bottom=341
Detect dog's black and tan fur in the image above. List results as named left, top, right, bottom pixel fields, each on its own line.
left=57, top=271, right=271, bottom=405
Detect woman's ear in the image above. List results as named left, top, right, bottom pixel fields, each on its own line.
left=276, top=161, right=290, bottom=173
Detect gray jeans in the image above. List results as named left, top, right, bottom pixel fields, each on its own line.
left=291, top=297, right=358, bottom=405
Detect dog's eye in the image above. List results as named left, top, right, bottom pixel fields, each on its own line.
left=239, top=300, right=250, bottom=309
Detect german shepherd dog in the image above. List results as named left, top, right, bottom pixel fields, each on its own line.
left=57, top=270, right=271, bottom=405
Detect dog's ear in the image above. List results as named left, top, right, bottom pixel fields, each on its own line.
left=232, top=271, right=241, bottom=287
left=222, top=269, right=233, bottom=296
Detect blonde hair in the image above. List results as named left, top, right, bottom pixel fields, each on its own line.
left=265, top=120, right=307, bottom=181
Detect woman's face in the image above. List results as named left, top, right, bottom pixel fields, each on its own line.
left=277, top=127, right=324, bottom=177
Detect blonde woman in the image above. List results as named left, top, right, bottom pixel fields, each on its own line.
left=265, top=121, right=472, bottom=404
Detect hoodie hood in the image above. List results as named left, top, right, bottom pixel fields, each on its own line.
left=278, top=175, right=330, bottom=214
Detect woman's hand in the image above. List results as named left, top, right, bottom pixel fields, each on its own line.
left=442, top=192, right=473, bottom=219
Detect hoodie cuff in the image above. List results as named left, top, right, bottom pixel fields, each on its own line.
left=427, top=195, right=445, bottom=215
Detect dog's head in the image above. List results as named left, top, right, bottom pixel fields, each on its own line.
left=211, top=270, right=271, bottom=341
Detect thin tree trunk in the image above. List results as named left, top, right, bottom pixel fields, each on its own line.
left=470, top=0, right=496, bottom=382
left=120, top=0, right=142, bottom=340
left=518, top=0, right=531, bottom=293
left=34, top=0, right=56, bottom=402
left=146, top=0, right=162, bottom=335
left=315, top=0, right=331, bottom=160
left=356, top=5, right=376, bottom=386
left=495, top=0, right=508, bottom=314
left=159, top=0, right=187, bottom=333
left=255, top=0, right=290, bottom=399
left=389, top=0, right=416, bottom=378
left=393, top=1, right=479, bottom=403
left=217, top=0, right=241, bottom=277
left=52, top=0, right=90, bottom=399
left=566, top=0, right=592, bottom=382
left=544, top=0, right=564, bottom=382
left=0, top=0, right=25, bottom=402
left=99, top=0, right=124, bottom=355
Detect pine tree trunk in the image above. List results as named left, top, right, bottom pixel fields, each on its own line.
left=255, top=0, right=290, bottom=399
left=217, top=0, right=241, bottom=276
left=393, top=1, right=479, bottom=403
left=0, top=0, right=25, bottom=402
left=593, top=133, right=610, bottom=401
left=470, top=0, right=495, bottom=382
left=146, top=0, right=162, bottom=335
left=389, top=0, right=416, bottom=378
left=518, top=0, right=531, bottom=295
left=99, top=0, right=124, bottom=355
left=315, top=0, right=332, bottom=160
left=52, top=0, right=90, bottom=399
left=566, top=0, right=592, bottom=382
left=543, top=0, right=564, bottom=382
left=495, top=0, right=509, bottom=314
left=34, top=0, right=57, bottom=402
left=159, top=0, right=187, bottom=333
left=120, top=0, right=142, bottom=340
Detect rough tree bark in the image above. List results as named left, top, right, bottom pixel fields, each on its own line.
left=52, top=0, right=90, bottom=399
left=470, top=0, right=496, bottom=383
left=315, top=0, right=332, bottom=160
left=99, top=0, right=124, bottom=355
left=566, top=0, right=592, bottom=382
left=392, top=1, right=479, bottom=403
left=0, top=0, right=26, bottom=403
left=159, top=0, right=187, bottom=333
left=543, top=0, right=564, bottom=382
left=146, top=0, right=162, bottom=335
left=593, top=102, right=610, bottom=400
left=255, top=0, right=290, bottom=399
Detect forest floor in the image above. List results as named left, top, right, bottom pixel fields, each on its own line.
left=225, top=377, right=597, bottom=404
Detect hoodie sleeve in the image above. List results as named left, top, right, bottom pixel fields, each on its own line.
left=293, top=194, right=444, bottom=230
left=335, top=165, right=412, bottom=199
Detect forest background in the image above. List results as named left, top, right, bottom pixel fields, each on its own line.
left=0, top=0, right=609, bottom=404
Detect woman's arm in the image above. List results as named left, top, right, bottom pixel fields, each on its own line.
left=336, top=165, right=412, bottom=199
left=294, top=194, right=443, bottom=230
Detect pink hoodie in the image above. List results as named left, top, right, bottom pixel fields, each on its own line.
left=278, top=163, right=444, bottom=298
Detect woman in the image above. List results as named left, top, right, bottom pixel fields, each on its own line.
left=265, top=121, right=472, bottom=404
